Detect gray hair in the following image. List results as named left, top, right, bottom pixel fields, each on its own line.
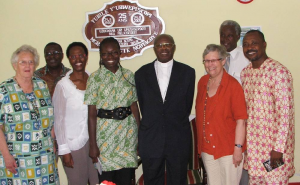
left=154, top=34, right=175, bottom=45
left=220, top=20, right=241, bottom=36
left=202, top=44, right=228, bottom=60
left=11, top=45, right=40, bottom=67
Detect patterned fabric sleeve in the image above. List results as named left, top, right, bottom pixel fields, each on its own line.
left=272, top=65, right=294, bottom=153
left=128, top=71, right=138, bottom=103
left=0, top=82, right=5, bottom=126
left=84, top=72, right=100, bottom=105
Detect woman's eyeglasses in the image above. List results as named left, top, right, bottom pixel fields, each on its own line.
left=18, top=60, right=35, bottom=66
left=203, top=58, right=223, bottom=64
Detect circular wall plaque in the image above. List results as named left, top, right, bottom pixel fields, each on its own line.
left=237, top=0, right=253, bottom=4
left=83, top=0, right=165, bottom=60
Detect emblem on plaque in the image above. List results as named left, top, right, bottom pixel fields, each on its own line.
left=83, top=0, right=165, bottom=59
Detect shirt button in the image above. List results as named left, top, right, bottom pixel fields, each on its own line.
left=213, top=145, right=215, bottom=148
left=207, top=122, right=209, bottom=125
left=210, top=134, right=213, bottom=136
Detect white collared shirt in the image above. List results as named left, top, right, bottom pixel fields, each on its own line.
left=228, top=46, right=250, bottom=84
left=154, top=59, right=173, bottom=101
left=52, top=70, right=90, bottom=155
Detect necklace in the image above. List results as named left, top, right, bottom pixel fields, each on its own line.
left=203, top=77, right=222, bottom=143
left=14, top=77, right=40, bottom=121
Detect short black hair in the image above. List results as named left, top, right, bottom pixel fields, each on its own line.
left=66, top=42, right=88, bottom=58
left=44, top=42, right=62, bottom=53
left=245, top=30, right=266, bottom=42
left=99, top=37, right=120, bottom=53
left=154, top=34, right=175, bottom=45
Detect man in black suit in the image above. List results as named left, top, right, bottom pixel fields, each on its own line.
left=135, top=34, right=195, bottom=185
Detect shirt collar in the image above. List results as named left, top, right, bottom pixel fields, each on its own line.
left=100, top=64, right=122, bottom=77
left=155, top=59, right=174, bottom=68
left=249, top=57, right=271, bottom=69
left=44, top=64, right=67, bottom=75
left=229, top=47, right=239, bottom=59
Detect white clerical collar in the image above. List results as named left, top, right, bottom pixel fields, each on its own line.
left=155, top=59, right=174, bottom=68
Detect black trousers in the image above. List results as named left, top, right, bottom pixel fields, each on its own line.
left=141, top=151, right=189, bottom=185
left=98, top=168, right=134, bottom=185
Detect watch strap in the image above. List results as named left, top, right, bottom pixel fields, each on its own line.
left=235, top=144, right=243, bottom=148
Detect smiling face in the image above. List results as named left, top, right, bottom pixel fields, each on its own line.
left=220, top=25, right=240, bottom=52
left=68, top=46, right=88, bottom=72
left=13, top=52, right=36, bottom=79
left=100, top=42, right=120, bottom=73
left=44, top=44, right=63, bottom=69
left=243, top=32, right=267, bottom=67
left=154, top=35, right=176, bottom=63
left=204, top=51, right=225, bottom=79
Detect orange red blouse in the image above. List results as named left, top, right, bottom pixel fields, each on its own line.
left=195, top=71, right=248, bottom=159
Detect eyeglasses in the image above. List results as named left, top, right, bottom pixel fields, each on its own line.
left=45, top=51, right=62, bottom=57
left=101, top=51, right=120, bottom=58
left=203, top=58, right=223, bottom=64
left=69, top=54, right=86, bottom=60
left=154, top=43, right=175, bottom=49
left=19, top=60, right=35, bottom=66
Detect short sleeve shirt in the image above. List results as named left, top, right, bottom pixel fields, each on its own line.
left=0, top=77, right=54, bottom=155
left=84, top=66, right=138, bottom=171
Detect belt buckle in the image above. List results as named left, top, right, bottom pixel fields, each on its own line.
left=115, top=107, right=126, bottom=119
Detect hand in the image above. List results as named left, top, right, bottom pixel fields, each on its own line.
left=4, top=154, right=18, bottom=174
left=89, top=144, right=100, bottom=163
left=233, top=147, right=243, bottom=167
left=270, top=150, right=283, bottom=168
left=53, top=140, right=58, bottom=154
left=62, top=153, right=74, bottom=168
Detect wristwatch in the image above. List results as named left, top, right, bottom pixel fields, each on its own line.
left=235, top=144, right=243, bottom=148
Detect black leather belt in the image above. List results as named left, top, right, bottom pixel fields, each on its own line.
left=97, top=107, right=132, bottom=120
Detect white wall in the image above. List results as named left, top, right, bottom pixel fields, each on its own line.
left=1, top=0, right=299, bottom=183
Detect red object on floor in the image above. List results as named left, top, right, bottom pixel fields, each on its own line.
left=289, top=183, right=300, bottom=185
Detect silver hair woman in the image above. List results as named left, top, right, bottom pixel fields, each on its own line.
left=0, top=45, right=60, bottom=184
left=202, top=44, right=229, bottom=61
left=11, top=44, right=40, bottom=67
left=196, top=44, right=247, bottom=185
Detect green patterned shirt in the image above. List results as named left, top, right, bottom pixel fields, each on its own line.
left=84, top=66, right=138, bottom=171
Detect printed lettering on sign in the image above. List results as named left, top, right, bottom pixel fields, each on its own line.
left=83, top=0, right=165, bottom=59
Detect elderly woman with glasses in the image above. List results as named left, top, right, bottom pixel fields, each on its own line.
left=52, top=42, right=99, bottom=185
left=195, top=44, right=248, bottom=185
left=0, top=45, right=59, bottom=184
